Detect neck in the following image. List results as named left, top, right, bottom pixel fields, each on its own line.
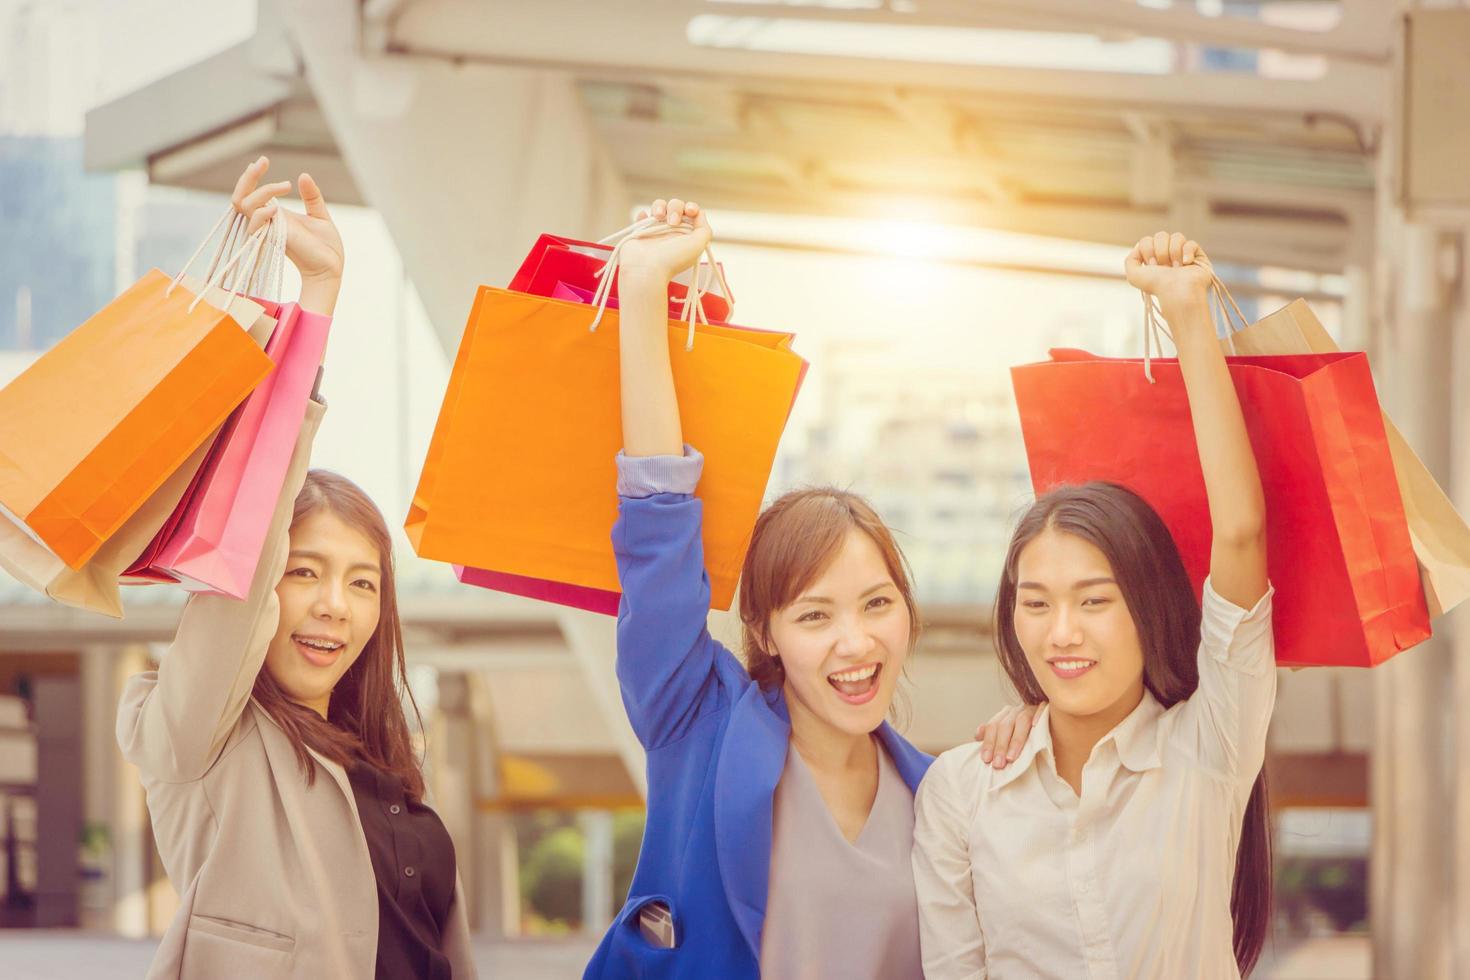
left=784, top=687, right=876, bottom=772
left=1047, top=683, right=1145, bottom=788
left=295, top=694, right=331, bottom=720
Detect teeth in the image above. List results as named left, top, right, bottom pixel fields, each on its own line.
left=297, top=637, right=342, bottom=651
left=830, top=665, right=878, bottom=683
left=1053, top=660, right=1094, bottom=671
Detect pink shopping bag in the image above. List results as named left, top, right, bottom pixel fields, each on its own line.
left=124, top=303, right=331, bottom=598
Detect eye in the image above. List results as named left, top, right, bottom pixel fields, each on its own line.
left=353, top=578, right=378, bottom=593
left=287, top=567, right=317, bottom=579
left=1019, top=599, right=1048, bottom=611
left=1081, top=596, right=1112, bottom=608
left=796, top=609, right=828, bottom=624
left=866, top=595, right=893, bottom=611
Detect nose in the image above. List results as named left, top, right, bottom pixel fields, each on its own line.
left=833, top=612, right=876, bottom=660
left=1048, top=604, right=1083, bottom=649
left=311, top=577, right=350, bottom=622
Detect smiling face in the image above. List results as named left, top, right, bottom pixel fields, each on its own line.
left=767, top=527, right=913, bottom=739
left=263, top=508, right=384, bottom=718
left=1011, top=526, right=1146, bottom=728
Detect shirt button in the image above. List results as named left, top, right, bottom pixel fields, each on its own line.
left=404, top=867, right=415, bottom=878
left=389, top=804, right=401, bottom=815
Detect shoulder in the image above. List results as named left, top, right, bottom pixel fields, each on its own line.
left=917, top=742, right=990, bottom=811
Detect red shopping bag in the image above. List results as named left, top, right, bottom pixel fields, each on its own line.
left=1011, top=348, right=1430, bottom=667
left=510, top=233, right=732, bottom=323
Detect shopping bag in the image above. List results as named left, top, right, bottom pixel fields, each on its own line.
left=1011, top=342, right=1430, bottom=667
left=126, top=215, right=331, bottom=598
left=0, top=435, right=216, bottom=617
left=0, top=216, right=276, bottom=568
left=1221, top=298, right=1470, bottom=619
left=510, top=232, right=733, bottom=323
left=406, top=287, right=805, bottom=611
left=128, top=305, right=330, bottom=597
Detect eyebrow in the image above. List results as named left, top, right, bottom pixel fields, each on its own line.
left=288, top=550, right=382, bottom=576
left=1017, top=577, right=1117, bottom=591
left=794, top=581, right=894, bottom=605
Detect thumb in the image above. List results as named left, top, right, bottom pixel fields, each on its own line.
left=298, top=172, right=331, bottom=220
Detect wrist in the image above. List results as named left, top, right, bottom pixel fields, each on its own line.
left=299, top=277, right=340, bottom=317
left=618, top=264, right=671, bottom=293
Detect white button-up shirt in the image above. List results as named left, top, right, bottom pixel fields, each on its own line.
left=912, top=579, right=1275, bottom=980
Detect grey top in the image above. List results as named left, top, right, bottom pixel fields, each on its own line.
left=760, top=738, right=923, bottom=980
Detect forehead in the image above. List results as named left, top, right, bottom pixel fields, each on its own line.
left=804, top=527, right=892, bottom=590
left=290, top=510, right=380, bottom=567
left=1015, top=526, right=1114, bottom=582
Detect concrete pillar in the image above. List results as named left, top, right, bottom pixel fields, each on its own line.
left=429, top=670, right=478, bottom=926
left=31, top=673, right=81, bottom=927
left=111, top=644, right=150, bottom=938
left=271, top=0, right=630, bottom=350
left=580, top=809, right=614, bottom=936
left=77, top=645, right=116, bottom=930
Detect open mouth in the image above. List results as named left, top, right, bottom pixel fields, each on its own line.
left=1047, top=658, right=1097, bottom=680
left=827, top=663, right=882, bottom=706
left=293, top=634, right=345, bottom=668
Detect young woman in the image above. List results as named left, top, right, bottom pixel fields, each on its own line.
left=116, top=158, right=474, bottom=980
left=583, top=196, right=1005, bottom=980
left=913, top=232, right=1275, bottom=979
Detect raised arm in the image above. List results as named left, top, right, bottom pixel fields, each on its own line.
left=1127, top=233, right=1274, bottom=793
left=1125, top=232, right=1267, bottom=609
left=606, top=200, right=741, bottom=749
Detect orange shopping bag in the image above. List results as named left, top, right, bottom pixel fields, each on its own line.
left=406, top=287, right=806, bottom=610
left=0, top=216, right=274, bottom=569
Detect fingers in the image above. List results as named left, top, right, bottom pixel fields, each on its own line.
left=231, top=156, right=269, bottom=212
left=1135, top=235, right=1156, bottom=267
left=297, top=172, right=331, bottom=220
left=1005, top=710, right=1031, bottom=762
left=977, top=722, right=996, bottom=764
left=645, top=199, right=700, bottom=228
left=245, top=202, right=278, bottom=237
left=238, top=180, right=291, bottom=218
left=1169, top=232, right=1186, bottom=267
left=1152, top=231, right=1170, bottom=266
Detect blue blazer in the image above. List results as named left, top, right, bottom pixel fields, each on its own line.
left=583, top=490, right=934, bottom=979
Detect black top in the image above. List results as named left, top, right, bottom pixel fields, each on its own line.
left=347, top=759, right=458, bottom=980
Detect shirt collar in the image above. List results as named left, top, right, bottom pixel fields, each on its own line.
left=986, top=691, right=1165, bottom=794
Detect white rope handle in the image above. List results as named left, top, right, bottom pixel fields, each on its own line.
left=186, top=220, right=271, bottom=314
left=1138, top=260, right=1251, bottom=383
left=590, top=216, right=730, bottom=351
left=166, top=205, right=238, bottom=298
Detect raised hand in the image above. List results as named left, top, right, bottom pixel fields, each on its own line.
left=1124, top=231, right=1213, bottom=322
left=617, top=198, right=712, bottom=285
left=233, top=156, right=344, bottom=315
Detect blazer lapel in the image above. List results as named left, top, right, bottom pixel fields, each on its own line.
left=712, top=683, right=790, bottom=961
left=874, top=722, right=934, bottom=794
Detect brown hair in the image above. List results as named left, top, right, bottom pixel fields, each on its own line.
left=738, top=488, right=921, bottom=695
left=993, top=482, right=1272, bottom=976
left=252, top=469, right=427, bottom=803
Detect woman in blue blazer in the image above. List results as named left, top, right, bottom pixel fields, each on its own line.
left=581, top=199, right=1029, bottom=980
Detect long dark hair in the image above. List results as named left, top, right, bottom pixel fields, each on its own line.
left=252, top=469, right=426, bottom=803
left=993, top=482, right=1272, bottom=976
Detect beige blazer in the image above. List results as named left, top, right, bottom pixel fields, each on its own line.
left=116, top=403, right=477, bottom=979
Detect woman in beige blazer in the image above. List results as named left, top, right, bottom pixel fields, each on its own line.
left=116, top=159, right=476, bottom=979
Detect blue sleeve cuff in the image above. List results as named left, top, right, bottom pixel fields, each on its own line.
left=617, top=445, right=704, bottom=497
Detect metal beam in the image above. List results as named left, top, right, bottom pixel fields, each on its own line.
left=383, top=0, right=1387, bottom=125
left=704, top=0, right=1394, bottom=64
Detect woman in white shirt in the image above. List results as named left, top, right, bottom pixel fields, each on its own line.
left=913, top=232, right=1274, bottom=979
